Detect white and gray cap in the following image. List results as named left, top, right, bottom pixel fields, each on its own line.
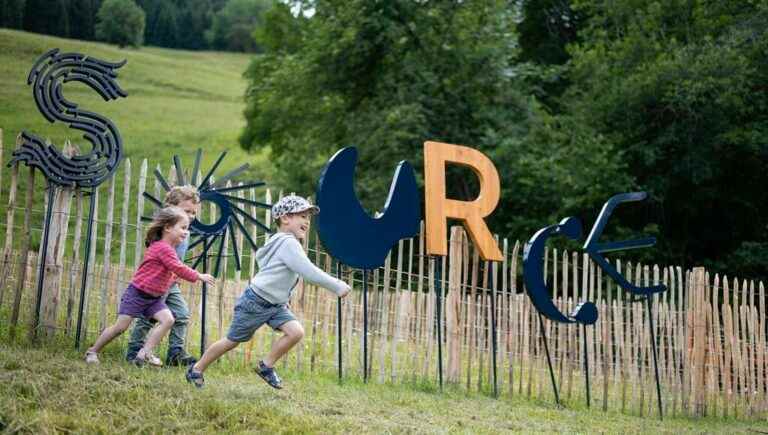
left=271, top=195, right=320, bottom=220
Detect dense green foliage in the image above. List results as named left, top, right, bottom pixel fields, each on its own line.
left=559, top=1, right=768, bottom=275
left=241, top=0, right=768, bottom=280
left=95, top=0, right=145, bottom=48
left=0, top=0, right=274, bottom=51
left=241, top=0, right=546, bottom=213
left=206, top=0, right=272, bottom=52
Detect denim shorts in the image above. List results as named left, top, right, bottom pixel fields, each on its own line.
left=226, top=286, right=297, bottom=343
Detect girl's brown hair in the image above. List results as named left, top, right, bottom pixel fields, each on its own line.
left=144, top=206, right=188, bottom=247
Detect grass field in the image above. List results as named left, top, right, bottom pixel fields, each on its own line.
left=0, top=28, right=269, bottom=173
left=0, top=29, right=274, bottom=257
left=0, top=343, right=763, bottom=434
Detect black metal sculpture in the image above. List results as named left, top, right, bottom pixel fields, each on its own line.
left=7, top=48, right=128, bottom=344
left=316, top=147, right=420, bottom=383
left=523, top=192, right=666, bottom=417
left=143, top=149, right=270, bottom=352
left=10, top=49, right=126, bottom=188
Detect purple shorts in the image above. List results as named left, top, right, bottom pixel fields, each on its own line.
left=118, top=284, right=168, bottom=319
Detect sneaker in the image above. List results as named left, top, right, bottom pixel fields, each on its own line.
left=84, top=351, right=99, bottom=364
left=166, top=350, right=197, bottom=367
left=134, top=350, right=163, bottom=367
left=255, top=360, right=282, bottom=389
left=125, top=346, right=141, bottom=362
left=186, top=365, right=204, bottom=389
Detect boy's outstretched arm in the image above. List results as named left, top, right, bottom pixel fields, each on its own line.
left=280, top=238, right=350, bottom=296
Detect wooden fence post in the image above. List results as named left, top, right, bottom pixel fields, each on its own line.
left=9, top=139, right=35, bottom=341
left=0, top=133, right=20, bottom=309
left=39, top=141, right=77, bottom=337
left=688, top=267, right=708, bottom=416
left=446, top=226, right=463, bottom=383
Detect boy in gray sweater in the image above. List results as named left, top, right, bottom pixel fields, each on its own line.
left=186, top=195, right=350, bottom=389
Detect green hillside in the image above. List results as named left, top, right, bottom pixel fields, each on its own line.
left=0, top=344, right=758, bottom=434
left=0, top=29, right=275, bottom=259
left=0, top=28, right=271, bottom=179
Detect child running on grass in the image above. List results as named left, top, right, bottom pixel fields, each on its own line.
left=85, top=207, right=216, bottom=366
left=126, top=185, right=202, bottom=366
left=186, top=195, right=350, bottom=389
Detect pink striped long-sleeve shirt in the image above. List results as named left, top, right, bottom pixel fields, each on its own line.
left=131, top=240, right=199, bottom=296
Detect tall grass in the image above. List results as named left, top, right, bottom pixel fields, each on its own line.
left=0, top=343, right=760, bottom=434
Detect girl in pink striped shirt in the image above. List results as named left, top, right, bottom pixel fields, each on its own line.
left=85, top=207, right=215, bottom=366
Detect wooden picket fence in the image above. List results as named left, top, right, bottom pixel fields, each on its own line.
left=0, top=130, right=766, bottom=420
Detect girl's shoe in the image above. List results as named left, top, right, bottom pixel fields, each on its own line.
left=84, top=351, right=99, bottom=364
left=134, top=350, right=163, bottom=367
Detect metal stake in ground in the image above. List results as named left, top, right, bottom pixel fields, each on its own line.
left=647, top=296, right=664, bottom=419
left=75, top=190, right=97, bottom=349
left=537, top=312, right=561, bottom=406
left=337, top=261, right=343, bottom=383
left=490, top=263, right=499, bottom=398
left=433, top=256, right=443, bottom=390
left=582, top=324, right=591, bottom=408
left=200, top=253, right=209, bottom=354
left=363, top=268, right=369, bottom=382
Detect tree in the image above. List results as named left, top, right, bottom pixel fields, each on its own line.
left=151, top=0, right=178, bottom=47
left=239, top=0, right=567, bottom=232
left=23, top=0, right=68, bottom=37
left=206, top=0, right=272, bottom=52
left=176, top=0, right=213, bottom=50
left=1, top=0, right=27, bottom=29
left=95, top=0, right=145, bottom=47
left=69, top=0, right=99, bottom=40
left=556, top=0, right=768, bottom=277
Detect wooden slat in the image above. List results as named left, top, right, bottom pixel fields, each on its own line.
left=117, top=159, right=131, bottom=303
left=9, top=162, right=36, bottom=340
left=391, top=238, right=407, bottom=381
left=134, top=160, right=148, bottom=271
left=0, top=134, right=21, bottom=310
left=98, top=174, right=116, bottom=331
left=65, top=192, right=84, bottom=335
left=508, top=241, right=519, bottom=396
left=446, top=227, right=462, bottom=383
left=377, top=252, right=392, bottom=382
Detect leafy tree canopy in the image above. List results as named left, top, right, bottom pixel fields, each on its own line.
left=559, top=0, right=768, bottom=275
left=95, top=0, right=145, bottom=48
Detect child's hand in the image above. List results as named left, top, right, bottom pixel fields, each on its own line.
left=199, top=273, right=216, bottom=286
left=338, top=284, right=351, bottom=298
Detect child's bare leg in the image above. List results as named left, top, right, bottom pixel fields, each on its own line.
left=88, top=315, right=134, bottom=353
left=139, top=309, right=174, bottom=354
left=192, top=338, right=239, bottom=373
left=263, top=320, right=304, bottom=367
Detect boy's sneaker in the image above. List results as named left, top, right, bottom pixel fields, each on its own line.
left=84, top=351, right=99, bottom=364
left=255, top=360, right=282, bottom=389
left=134, top=350, right=163, bottom=368
left=186, top=365, right=204, bottom=389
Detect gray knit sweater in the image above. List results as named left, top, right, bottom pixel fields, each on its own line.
left=249, top=232, right=347, bottom=304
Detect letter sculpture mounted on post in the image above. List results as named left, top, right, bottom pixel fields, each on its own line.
left=522, top=192, right=666, bottom=416
left=315, top=146, right=420, bottom=383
